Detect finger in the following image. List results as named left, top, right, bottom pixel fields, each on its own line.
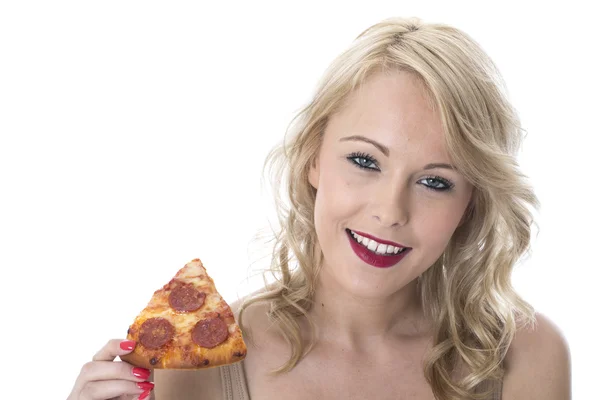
left=79, top=379, right=153, bottom=400
left=80, top=360, right=151, bottom=383
left=93, top=339, right=137, bottom=362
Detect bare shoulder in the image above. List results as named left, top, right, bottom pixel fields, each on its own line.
left=233, top=290, right=282, bottom=352
left=503, top=312, right=571, bottom=399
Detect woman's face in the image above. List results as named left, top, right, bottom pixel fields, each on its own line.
left=308, top=70, right=473, bottom=299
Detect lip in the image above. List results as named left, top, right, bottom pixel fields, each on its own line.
left=349, top=229, right=410, bottom=249
left=346, top=229, right=411, bottom=268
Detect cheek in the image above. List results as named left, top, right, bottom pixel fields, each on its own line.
left=415, top=204, right=466, bottom=253
left=313, top=163, right=365, bottom=251
left=314, top=161, right=364, bottom=223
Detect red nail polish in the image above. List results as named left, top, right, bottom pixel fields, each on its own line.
left=139, top=389, right=152, bottom=400
left=132, top=367, right=150, bottom=380
left=120, top=340, right=136, bottom=351
left=137, top=381, right=155, bottom=390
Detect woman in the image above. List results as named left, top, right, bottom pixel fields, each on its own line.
left=69, top=16, right=570, bottom=400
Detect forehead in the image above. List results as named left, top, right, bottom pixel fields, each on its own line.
left=327, top=70, right=448, bottom=159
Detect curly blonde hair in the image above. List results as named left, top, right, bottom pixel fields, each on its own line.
left=238, top=16, right=539, bottom=400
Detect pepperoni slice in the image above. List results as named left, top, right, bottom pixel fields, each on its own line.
left=139, top=318, right=175, bottom=349
left=192, top=317, right=229, bottom=348
left=168, top=284, right=206, bottom=312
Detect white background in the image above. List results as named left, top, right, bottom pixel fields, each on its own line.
left=1, top=1, right=598, bottom=398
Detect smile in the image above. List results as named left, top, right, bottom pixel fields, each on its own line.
left=347, top=229, right=408, bottom=255
left=345, top=229, right=411, bottom=268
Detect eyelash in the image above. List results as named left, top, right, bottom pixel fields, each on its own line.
left=346, top=152, right=455, bottom=192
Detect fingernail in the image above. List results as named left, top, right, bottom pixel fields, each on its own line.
left=139, top=389, right=152, bottom=400
left=132, top=367, right=150, bottom=380
left=137, top=381, right=155, bottom=390
left=120, top=340, right=136, bottom=351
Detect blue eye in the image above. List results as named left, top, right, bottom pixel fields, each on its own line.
left=419, top=176, right=454, bottom=192
left=347, top=152, right=379, bottom=170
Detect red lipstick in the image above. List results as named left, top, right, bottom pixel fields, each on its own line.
left=346, top=229, right=411, bottom=268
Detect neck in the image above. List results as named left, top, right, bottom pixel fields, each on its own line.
left=306, top=265, right=431, bottom=351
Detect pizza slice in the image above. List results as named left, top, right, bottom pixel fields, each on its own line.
left=120, top=258, right=247, bottom=369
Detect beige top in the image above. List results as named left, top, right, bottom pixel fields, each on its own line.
left=218, top=360, right=502, bottom=400
left=219, top=360, right=250, bottom=400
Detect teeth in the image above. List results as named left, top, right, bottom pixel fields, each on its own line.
left=350, top=230, right=406, bottom=256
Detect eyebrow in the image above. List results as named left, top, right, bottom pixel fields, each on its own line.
left=339, top=135, right=456, bottom=170
left=423, top=162, right=455, bottom=171
left=339, top=135, right=389, bottom=156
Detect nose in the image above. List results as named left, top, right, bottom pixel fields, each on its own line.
left=372, top=181, right=410, bottom=228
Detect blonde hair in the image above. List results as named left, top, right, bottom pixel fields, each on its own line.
left=238, top=16, right=539, bottom=400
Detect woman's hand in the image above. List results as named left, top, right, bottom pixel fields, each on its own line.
left=68, top=339, right=154, bottom=400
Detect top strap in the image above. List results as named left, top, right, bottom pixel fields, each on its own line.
left=220, top=360, right=251, bottom=400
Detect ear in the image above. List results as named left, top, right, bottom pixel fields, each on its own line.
left=308, top=154, right=320, bottom=190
